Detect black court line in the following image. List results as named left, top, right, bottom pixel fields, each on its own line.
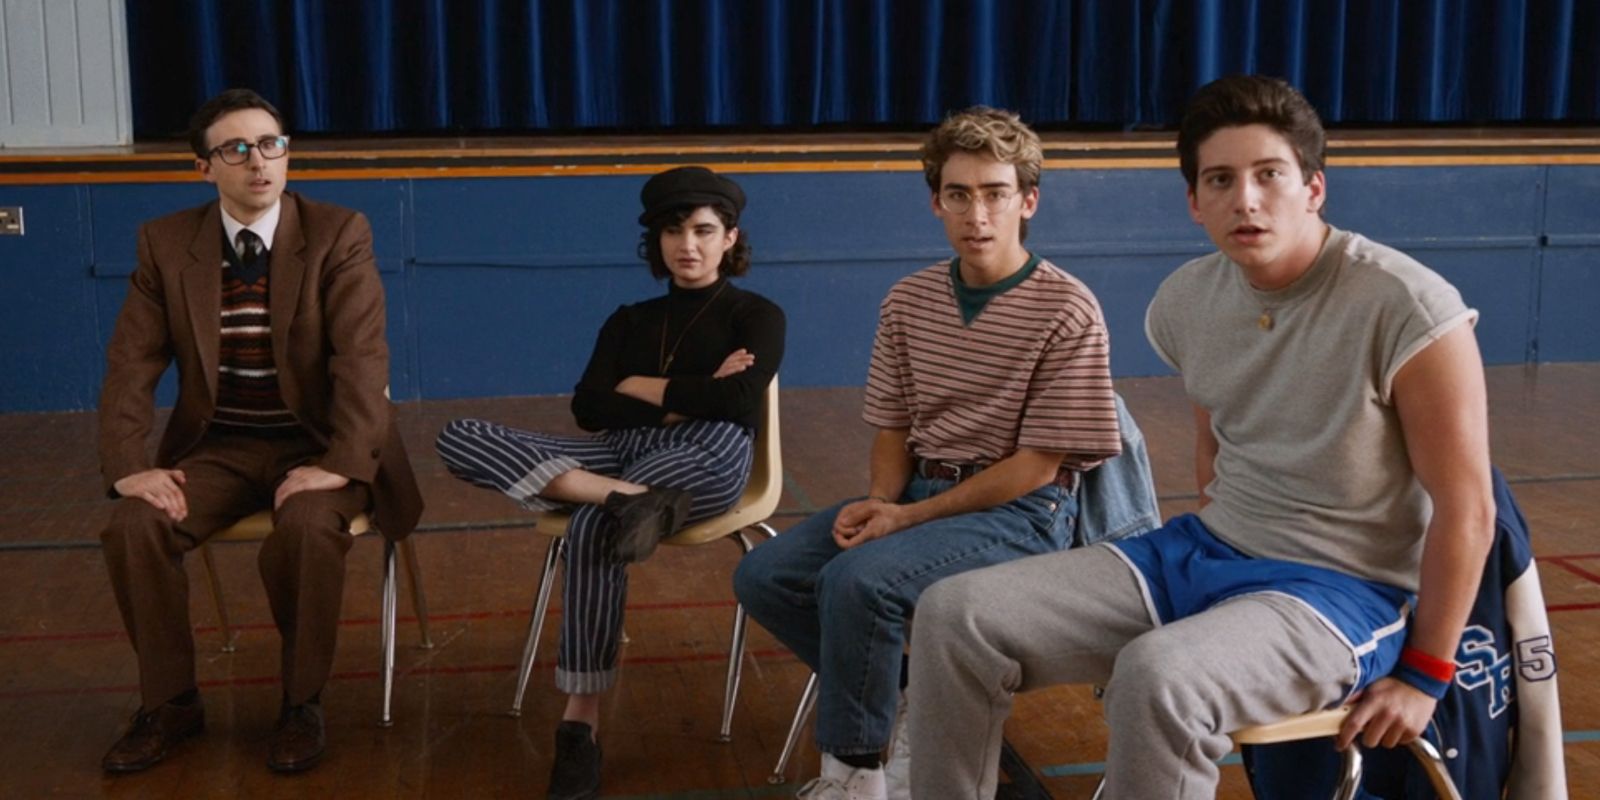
left=4, top=472, right=1595, bottom=553
left=0, top=509, right=810, bottom=552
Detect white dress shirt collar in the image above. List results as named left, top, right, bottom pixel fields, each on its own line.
left=220, top=199, right=282, bottom=256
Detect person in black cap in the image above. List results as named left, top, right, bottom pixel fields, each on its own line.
left=435, top=165, right=785, bottom=799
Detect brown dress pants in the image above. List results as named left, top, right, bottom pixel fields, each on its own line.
left=100, top=428, right=371, bottom=710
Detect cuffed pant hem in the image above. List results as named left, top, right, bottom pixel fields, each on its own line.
left=555, top=667, right=618, bottom=695
left=508, top=455, right=584, bottom=511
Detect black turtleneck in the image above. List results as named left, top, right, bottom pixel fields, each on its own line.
left=572, top=276, right=786, bottom=432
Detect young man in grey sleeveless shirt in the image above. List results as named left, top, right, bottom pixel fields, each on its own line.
left=904, top=75, right=1496, bottom=798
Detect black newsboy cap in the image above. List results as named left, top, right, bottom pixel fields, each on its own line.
left=638, top=166, right=746, bottom=226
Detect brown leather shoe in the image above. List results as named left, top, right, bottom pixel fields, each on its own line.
left=101, top=695, right=206, bottom=773
left=268, top=702, right=326, bottom=773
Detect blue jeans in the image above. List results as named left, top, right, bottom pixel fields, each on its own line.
left=732, top=476, right=1077, bottom=756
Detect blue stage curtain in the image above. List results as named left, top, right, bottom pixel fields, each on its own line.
left=128, top=0, right=1600, bottom=138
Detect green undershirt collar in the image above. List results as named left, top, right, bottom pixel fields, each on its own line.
left=950, top=253, right=1040, bottom=325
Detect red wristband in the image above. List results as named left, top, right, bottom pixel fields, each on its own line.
left=1401, top=646, right=1456, bottom=682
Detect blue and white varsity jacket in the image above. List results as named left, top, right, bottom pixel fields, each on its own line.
left=1242, top=468, right=1567, bottom=799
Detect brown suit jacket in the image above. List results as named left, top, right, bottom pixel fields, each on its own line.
left=98, top=192, right=423, bottom=540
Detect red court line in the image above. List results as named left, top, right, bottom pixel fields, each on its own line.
left=1544, top=557, right=1600, bottom=587
left=1547, top=602, right=1600, bottom=613
left=0, top=648, right=796, bottom=700
left=0, top=599, right=739, bottom=645
left=1544, top=554, right=1600, bottom=566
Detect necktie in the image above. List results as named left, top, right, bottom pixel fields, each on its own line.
left=237, top=229, right=263, bottom=264
left=233, top=229, right=267, bottom=283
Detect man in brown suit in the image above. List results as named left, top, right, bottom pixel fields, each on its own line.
left=97, top=88, right=423, bottom=774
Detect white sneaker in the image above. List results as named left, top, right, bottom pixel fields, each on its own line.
left=796, top=753, right=887, bottom=800
left=883, top=694, right=911, bottom=800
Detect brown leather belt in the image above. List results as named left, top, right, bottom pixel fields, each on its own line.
left=914, top=458, right=1080, bottom=493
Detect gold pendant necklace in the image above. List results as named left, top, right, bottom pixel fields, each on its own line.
left=1258, top=311, right=1274, bottom=331
left=658, top=281, right=729, bottom=374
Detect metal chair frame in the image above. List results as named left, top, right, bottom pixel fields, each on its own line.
left=199, top=510, right=434, bottom=727
left=1088, top=706, right=1463, bottom=800
left=769, top=672, right=820, bottom=783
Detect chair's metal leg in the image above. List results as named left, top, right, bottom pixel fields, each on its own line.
left=718, top=604, right=748, bottom=742
left=716, top=527, right=762, bottom=743
left=200, top=545, right=238, bottom=653
left=510, top=537, right=563, bottom=718
left=1090, top=777, right=1106, bottom=800
left=1406, top=737, right=1463, bottom=800
left=398, top=537, right=434, bottom=649
left=380, top=540, right=398, bottom=728
left=768, top=672, right=820, bottom=784
left=753, top=521, right=779, bottom=542
left=1332, top=745, right=1364, bottom=800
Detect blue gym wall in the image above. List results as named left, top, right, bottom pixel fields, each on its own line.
left=2, top=164, right=1597, bottom=413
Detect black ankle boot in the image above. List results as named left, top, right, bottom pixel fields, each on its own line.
left=548, top=721, right=601, bottom=800
left=603, top=487, right=692, bottom=563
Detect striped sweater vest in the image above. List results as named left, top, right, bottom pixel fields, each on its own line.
left=214, top=237, right=297, bottom=431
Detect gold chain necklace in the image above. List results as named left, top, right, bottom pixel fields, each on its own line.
left=658, top=281, right=729, bottom=374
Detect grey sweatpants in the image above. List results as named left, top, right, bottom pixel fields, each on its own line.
left=906, top=545, right=1357, bottom=799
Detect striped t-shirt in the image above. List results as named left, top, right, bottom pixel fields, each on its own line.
left=863, top=257, right=1121, bottom=470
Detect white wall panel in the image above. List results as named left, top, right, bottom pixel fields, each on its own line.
left=2, top=1, right=51, bottom=124
left=45, top=0, right=84, bottom=126
left=0, top=0, right=131, bottom=147
left=0, top=3, right=9, bottom=126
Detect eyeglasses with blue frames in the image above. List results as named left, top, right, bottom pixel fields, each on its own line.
left=937, top=186, right=1020, bottom=215
left=208, top=135, right=291, bottom=166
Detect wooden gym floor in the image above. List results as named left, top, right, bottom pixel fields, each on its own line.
left=0, top=364, right=1594, bottom=798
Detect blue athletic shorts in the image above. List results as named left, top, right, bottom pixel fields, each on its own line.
left=1106, top=514, right=1414, bottom=694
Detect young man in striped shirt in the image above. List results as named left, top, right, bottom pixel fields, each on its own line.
left=734, top=107, right=1122, bottom=800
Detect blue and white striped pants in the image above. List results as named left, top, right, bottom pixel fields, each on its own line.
left=436, top=418, right=753, bottom=693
